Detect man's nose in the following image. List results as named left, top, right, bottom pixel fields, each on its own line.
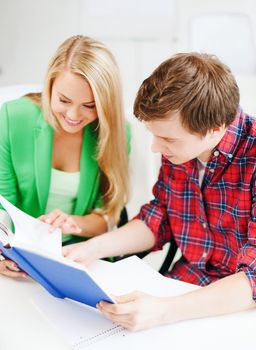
left=151, top=137, right=162, bottom=154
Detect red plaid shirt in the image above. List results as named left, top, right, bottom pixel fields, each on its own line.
left=137, top=109, right=256, bottom=299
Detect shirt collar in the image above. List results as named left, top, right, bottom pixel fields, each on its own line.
left=214, top=108, right=245, bottom=161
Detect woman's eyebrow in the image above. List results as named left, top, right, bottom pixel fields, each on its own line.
left=58, top=93, right=71, bottom=101
left=82, top=100, right=95, bottom=105
left=58, top=92, right=95, bottom=104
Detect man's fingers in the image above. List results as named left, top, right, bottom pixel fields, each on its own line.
left=62, top=243, right=79, bottom=258
left=97, top=292, right=141, bottom=315
left=96, top=303, right=138, bottom=330
left=114, top=291, right=142, bottom=303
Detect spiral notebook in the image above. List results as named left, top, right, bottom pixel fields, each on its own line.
left=32, top=293, right=128, bottom=349
left=31, top=256, right=200, bottom=349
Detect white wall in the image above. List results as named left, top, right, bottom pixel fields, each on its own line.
left=0, top=0, right=80, bottom=86
left=1, top=0, right=256, bottom=218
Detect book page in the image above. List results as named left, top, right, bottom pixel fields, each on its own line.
left=0, top=208, right=12, bottom=229
left=0, top=195, right=61, bottom=256
left=0, top=221, right=12, bottom=246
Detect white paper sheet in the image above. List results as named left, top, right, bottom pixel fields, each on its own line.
left=0, top=195, right=61, bottom=256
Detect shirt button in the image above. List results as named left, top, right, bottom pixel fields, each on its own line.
left=202, top=222, right=207, bottom=228
left=213, top=150, right=219, bottom=157
left=209, top=168, right=214, bottom=173
left=202, top=251, right=207, bottom=258
left=228, top=153, right=233, bottom=159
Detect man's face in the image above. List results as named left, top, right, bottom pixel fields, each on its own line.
left=145, top=111, right=219, bottom=164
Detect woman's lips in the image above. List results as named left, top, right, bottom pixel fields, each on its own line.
left=63, top=115, right=82, bottom=126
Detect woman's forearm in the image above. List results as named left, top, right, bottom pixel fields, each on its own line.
left=72, top=213, right=108, bottom=237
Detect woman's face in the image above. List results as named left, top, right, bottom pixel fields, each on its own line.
left=51, top=70, right=98, bottom=134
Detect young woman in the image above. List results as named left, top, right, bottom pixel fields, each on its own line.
left=0, top=35, right=130, bottom=277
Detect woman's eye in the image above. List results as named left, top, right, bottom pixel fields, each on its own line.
left=83, top=104, right=95, bottom=109
left=59, top=98, right=69, bottom=103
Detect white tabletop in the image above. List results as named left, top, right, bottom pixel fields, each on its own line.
left=0, top=259, right=255, bottom=350
left=0, top=275, right=69, bottom=349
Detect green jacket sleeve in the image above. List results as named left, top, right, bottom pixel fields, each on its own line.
left=0, top=103, right=18, bottom=210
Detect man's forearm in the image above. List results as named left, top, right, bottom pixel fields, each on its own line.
left=166, top=271, right=255, bottom=324
left=94, top=219, right=156, bottom=259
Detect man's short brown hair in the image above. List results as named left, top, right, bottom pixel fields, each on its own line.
left=134, top=53, right=240, bottom=136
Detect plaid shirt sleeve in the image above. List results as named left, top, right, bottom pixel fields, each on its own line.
left=136, top=165, right=172, bottom=251
left=237, top=173, right=256, bottom=300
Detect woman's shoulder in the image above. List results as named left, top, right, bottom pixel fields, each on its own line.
left=1, top=96, right=42, bottom=120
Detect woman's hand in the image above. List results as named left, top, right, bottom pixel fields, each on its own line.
left=0, top=255, right=27, bottom=278
left=96, top=291, right=172, bottom=331
left=38, top=209, right=82, bottom=234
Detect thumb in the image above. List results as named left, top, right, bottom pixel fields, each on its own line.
left=38, top=215, right=47, bottom=222
left=62, top=245, right=72, bottom=257
left=114, top=291, right=142, bottom=303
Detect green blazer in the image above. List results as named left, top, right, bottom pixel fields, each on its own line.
left=0, top=97, right=130, bottom=231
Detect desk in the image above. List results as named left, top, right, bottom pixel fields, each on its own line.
left=0, top=258, right=255, bottom=350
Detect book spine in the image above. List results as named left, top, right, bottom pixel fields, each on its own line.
left=2, top=246, right=64, bottom=298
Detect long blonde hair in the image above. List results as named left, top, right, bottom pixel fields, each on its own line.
left=29, top=36, right=129, bottom=224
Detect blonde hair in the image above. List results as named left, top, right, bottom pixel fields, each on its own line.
left=28, top=35, right=129, bottom=224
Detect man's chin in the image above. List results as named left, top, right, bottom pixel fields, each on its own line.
left=163, top=155, right=186, bottom=165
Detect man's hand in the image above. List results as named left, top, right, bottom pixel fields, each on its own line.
left=62, top=238, right=100, bottom=266
left=96, top=291, right=171, bottom=331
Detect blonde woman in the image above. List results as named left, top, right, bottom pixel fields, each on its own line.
left=0, top=35, right=130, bottom=277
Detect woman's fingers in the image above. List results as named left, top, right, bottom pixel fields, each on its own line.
left=0, top=260, right=27, bottom=278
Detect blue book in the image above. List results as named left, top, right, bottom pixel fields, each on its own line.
left=0, top=195, right=115, bottom=308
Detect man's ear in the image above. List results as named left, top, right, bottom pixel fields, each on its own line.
left=211, top=124, right=226, bottom=136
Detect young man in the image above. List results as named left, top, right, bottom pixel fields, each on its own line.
left=63, top=53, right=256, bottom=331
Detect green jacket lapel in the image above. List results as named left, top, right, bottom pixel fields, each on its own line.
left=34, top=115, right=53, bottom=213
left=74, top=123, right=99, bottom=215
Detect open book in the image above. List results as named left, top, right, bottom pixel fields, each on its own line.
left=0, top=194, right=115, bottom=307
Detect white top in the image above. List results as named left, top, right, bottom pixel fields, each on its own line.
left=197, top=159, right=207, bottom=187
left=45, top=168, right=80, bottom=215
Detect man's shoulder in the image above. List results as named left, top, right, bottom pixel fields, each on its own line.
left=231, top=111, right=256, bottom=163
left=245, top=114, right=256, bottom=137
